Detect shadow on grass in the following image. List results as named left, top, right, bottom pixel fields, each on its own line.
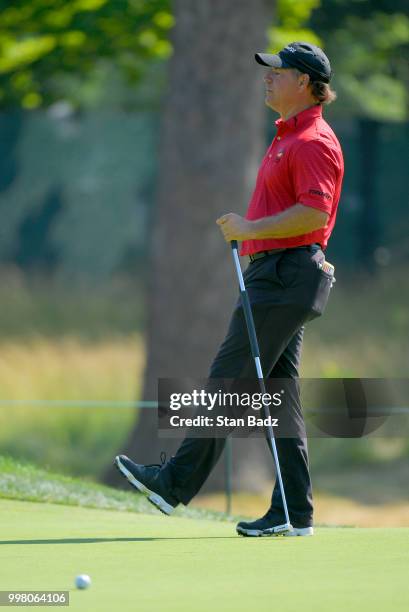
left=0, top=536, right=239, bottom=545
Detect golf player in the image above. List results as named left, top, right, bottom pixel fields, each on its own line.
left=115, top=42, right=344, bottom=537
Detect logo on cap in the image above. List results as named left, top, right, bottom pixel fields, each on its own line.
left=286, top=46, right=296, bottom=53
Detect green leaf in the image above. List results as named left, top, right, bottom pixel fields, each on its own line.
left=339, top=73, right=407, bottom=121
left=0, top=36, right=57, bottom=73
left=267, top=27, right=322, bottom=52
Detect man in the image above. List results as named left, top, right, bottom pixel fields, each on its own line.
left=115, top=42, right=344, bottom=536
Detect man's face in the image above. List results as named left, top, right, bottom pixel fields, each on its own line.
left=263, top=67, right=303, bottom=112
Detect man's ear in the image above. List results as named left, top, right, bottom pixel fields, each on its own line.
left=299, top=74, right=310, bottom=89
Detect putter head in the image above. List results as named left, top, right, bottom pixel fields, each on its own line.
left=264, top=522, right=293, bottom=535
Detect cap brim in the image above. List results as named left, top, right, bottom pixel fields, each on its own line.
left=255, top=53, right=292, bottom=68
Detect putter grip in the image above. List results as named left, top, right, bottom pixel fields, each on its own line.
left=230, top=240, right=238, bottom=250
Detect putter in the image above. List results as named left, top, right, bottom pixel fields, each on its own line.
left=230, top=240, right=293, bottom=535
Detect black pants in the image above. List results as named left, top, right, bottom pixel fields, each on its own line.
left=164, top=245, right=331, bottom=528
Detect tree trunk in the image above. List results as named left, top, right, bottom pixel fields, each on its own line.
left=105, top=0, right=275, bottom=491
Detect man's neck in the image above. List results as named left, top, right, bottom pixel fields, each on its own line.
left=280, top=101, right=317, bottom=122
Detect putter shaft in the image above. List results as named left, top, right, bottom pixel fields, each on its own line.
left=230, top=240, right=292, bottom=530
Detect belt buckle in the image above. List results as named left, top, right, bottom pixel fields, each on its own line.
left=249, top=251, right=266, bottom=263
left=249, top=250, right=278, bottom=263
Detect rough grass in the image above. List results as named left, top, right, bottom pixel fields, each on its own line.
left=0, top=335, right=142, bottom=401
left=0, top=335, right=143, bottom=477
left=0, top=455, right=232, bottom=522
left=0, top=267, right=407, bottom=481
left=0, top=264, right=407, bottom=375
left=0, top=269, right=144, bottom=339
left=193, top=487, right=409, bottom=528
left=1, top=454, right=408, bottom=530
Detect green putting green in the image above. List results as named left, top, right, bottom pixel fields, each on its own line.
left=0, top=499, right=408, bottom=612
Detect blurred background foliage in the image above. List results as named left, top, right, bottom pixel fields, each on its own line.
left=0, top=0, right=173, bottom=110
left=309, top=0, right=409, bottom=121
left=1, top=0, right=408, bottom=117
left=0, top=0, right=408, bottom=506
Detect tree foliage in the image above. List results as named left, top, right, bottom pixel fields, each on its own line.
left=268, top=0, right=322, bottom=50
left=309, top=0, right=409, bottom=120
left=0, top=0, right=172, bottom=109
left=0, top=0, right=322, bottom=110
left=1, top=0, right=408, bottom=120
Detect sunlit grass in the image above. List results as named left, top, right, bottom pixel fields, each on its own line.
left=0, top=335, right=142, bottom=400
left=0, top=335, right=144, bottom=477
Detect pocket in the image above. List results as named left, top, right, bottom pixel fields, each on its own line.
left=241, top=255, right=286, bottom=302
left=307, top=268, right=333, bottom=320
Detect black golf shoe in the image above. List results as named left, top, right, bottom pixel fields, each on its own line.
left=114, top=454, right=179, bottom=515
left=236, top=509, right=313, bottom=537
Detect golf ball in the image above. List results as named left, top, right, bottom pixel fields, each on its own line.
left=75, top=574, right=91, bottom=590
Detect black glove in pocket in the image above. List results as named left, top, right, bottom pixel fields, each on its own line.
left=307, top=267, right=335, bottom=320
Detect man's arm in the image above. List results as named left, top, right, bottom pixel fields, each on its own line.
left=216, top=204, right=329, bottom=242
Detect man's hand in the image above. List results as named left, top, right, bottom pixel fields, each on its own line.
left=216, top=213, right=254, bottom=242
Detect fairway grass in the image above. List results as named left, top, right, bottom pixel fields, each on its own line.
left=0, top=499, right=408, bottom=612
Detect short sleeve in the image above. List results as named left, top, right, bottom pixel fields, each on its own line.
left=292, top=140, right=338, bottom=214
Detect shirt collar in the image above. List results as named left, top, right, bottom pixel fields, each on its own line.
left=275, top=104, right=322, bottom=134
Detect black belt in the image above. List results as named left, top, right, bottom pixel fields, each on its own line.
left=248, top=244, right=321, bottom=263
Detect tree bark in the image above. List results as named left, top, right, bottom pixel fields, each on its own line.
left=105, top=0, right=275, bottom=491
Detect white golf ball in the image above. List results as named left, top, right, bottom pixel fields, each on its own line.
left=75, top=574, right=91, bottom=590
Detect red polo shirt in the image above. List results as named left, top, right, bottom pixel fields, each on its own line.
left=240, top=105, right=344, bottom=255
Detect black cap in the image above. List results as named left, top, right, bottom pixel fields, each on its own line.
left=255, top=42, right=332, bottom=83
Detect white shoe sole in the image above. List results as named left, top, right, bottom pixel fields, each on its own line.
left=237, top=525, right=313, bottom=537
left=114, top=456, right=175, bottom=516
